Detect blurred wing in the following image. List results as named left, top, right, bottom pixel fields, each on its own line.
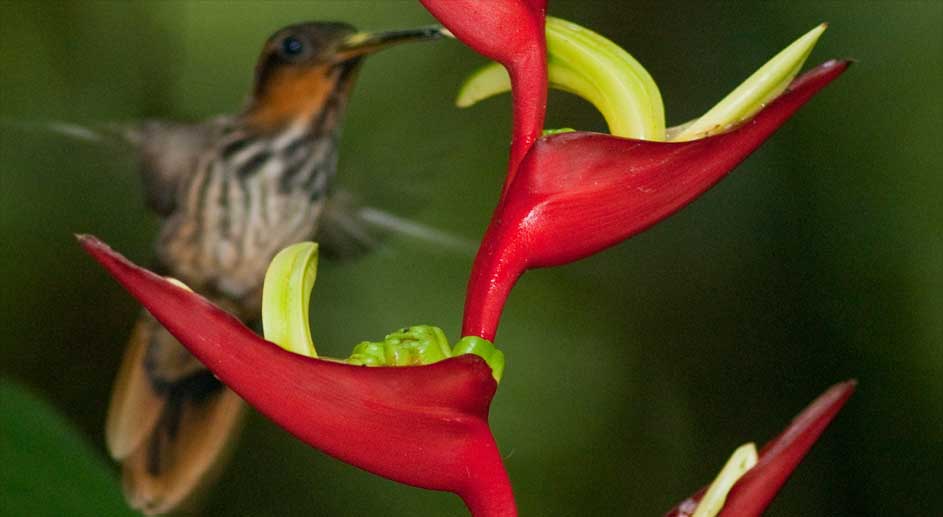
left=132, top=118, right=229, bottom=216
left=315, top=190, right=476, bottom=260
left=3, top=117, right=228, bottom=217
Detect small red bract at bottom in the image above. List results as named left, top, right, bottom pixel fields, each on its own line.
left=666, top=380, right=856, bottom=517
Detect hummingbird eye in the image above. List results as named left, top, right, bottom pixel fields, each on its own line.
left=281, top=36, right=306, bottom=57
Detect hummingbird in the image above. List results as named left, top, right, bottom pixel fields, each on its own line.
left=103, top=21, right=442, bottom=514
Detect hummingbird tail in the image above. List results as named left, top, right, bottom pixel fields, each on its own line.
left=106, top=313, right=246, bottom=515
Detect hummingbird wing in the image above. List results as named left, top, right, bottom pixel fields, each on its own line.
left=107, top=312, right=246, bottom=515
left=5, top=117, right=229, bottom=217
left=316, top=189, right=476, bottom=260
left=132, top=118, right=233, bottom=217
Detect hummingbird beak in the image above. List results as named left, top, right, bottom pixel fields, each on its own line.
left=334, top=26, right=444, bottom=62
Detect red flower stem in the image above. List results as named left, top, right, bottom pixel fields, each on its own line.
left=463, top=225, right=527, bottom=341
left=503, top=46, right=548, bottom=200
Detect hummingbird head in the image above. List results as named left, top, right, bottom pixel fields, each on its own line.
left=246, top=22, right=441, bottom=131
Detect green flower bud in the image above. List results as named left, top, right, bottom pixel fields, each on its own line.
left=381, top=325, right=452, bottom=366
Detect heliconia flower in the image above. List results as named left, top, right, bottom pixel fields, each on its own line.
left=77, top=235, right=517, bottom=517
left=665, top=380, right=856, bottom=517
left=436, top=11, right=848, bottom=340
left=78, top=2, right=854, bottom=516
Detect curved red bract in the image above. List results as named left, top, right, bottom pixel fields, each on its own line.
left=78, top=235, right=516, bottom=517
left=462, top=60, right=851, bottom=341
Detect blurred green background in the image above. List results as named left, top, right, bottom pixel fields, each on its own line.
left=1, top=1, right=940, bottom=516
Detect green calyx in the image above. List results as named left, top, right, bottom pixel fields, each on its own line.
left=451, top=336, right=505, bottom=382
left=261, top=242, right=504, bottom=382
left=349, top=326, right=505, bottom=383
left=542, top=127, right=575, bottom=136
left=456, top=17, right=827, bottom=142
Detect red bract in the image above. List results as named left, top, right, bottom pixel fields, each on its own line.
left=665, top=380, right=856, bottom=517
left=462, top=60, right=850, bottom=341
left=420, top=0, right=547, bottom=195
left=78, top=235, right=516, bottom=517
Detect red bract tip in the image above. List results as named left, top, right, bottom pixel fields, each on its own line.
left=463, top=60, right=851, bottom=341
left=420, top=0, right=547, bottom=194
left=665, top=380, right=857, bottom=517
left=77, top=235, right=516, bottom=517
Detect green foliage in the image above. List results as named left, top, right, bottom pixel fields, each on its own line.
left=0, top=379, right=134, bottom=517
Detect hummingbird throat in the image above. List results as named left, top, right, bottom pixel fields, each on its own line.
left=247, top=64, right=354, bottom=131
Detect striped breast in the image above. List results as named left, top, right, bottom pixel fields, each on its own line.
left=156, top=119, right=338, bottom=316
